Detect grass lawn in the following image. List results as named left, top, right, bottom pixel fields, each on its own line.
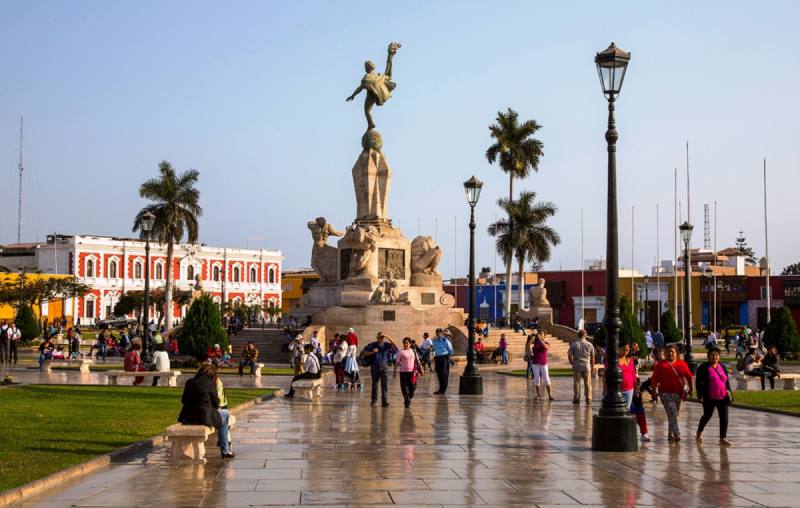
left=730, top=390, right=800, bottom=415
left=501, top=368, right=575, bottom=377
left=0, top=385, right=273, bottom=492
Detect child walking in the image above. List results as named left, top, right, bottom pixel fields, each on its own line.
left=631, top=377, right=650, bottom=442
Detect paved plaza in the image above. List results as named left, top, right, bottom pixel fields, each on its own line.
left=11, top=373, right=800, bottom=507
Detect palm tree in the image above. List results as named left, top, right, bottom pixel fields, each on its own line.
left=486, top=108, right=544, bottom=319
left=133, top=161, right=202, bottom=330
left=488, top=191, right=560, bottom=312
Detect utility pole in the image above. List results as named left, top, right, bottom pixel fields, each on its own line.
left=17, top=116, right=24, bottom=243
left=763, top=158, right=771, bottom=324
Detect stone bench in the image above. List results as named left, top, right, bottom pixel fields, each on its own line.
left=164, top=414, right=236, bottom=464
left=292, top=377, right=323, bottom=402
left=105, top=370, right=181, bottom=387
left=42, top=358, right=94, bottom=373
left=592, top=364, right=605, bottom=378
left=253, top=363, right=265, bottom=381
left=781, top=373, right=800, bottom=390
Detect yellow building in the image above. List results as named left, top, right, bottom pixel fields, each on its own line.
left=618, top=272, right=702, bottom=330
left=0, top=273, right=76, bottom=323
left=280, top=269, right=320, bottom=315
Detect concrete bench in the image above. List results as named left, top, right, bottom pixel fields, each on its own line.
left=253, top=363, right=265, bottom=381
left=164, top=414, right=236, bottom=464
left=292, top=377, right=323, bottom=402
left=42, top=358, right=94, bottom=373
left=781, top=373, right=800, bottom=390
left=592, top=364, right=605, bottom=378
left=105, top=370, right=181, bottom=387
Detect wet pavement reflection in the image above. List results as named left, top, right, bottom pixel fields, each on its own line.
left=12, top=372, right=800, bottom=507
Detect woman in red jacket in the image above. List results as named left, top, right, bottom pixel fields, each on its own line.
left=651, top=344, right=693, bottom=442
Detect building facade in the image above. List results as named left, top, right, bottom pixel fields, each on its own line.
left=3, top=235, right=283, bottom=325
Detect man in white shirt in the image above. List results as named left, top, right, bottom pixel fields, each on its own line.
left=284, top=344, right=321, bottom=399
left=7, top=322, right=21, bottom=364
left=419, top=332, right=433, bottom=368
left=151, top=344, right=171, bottom=386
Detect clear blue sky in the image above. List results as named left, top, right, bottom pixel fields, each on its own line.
left=1, top=1, right=798, bottom=277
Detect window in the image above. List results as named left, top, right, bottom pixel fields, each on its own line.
left=268, top=268, right=275, bottom=284
left=86, top=259, right=95, bottom=278
left=187, top=265, right=195, bottom=281
left=85, top=298, right=95, bottom=319
left=250, top=267, right=257, bottom=282
left=109, top=260, right=117, bottom=279
left=213, top=266, right=220, bottom=281
left=283, top=283, right=293, bottom=292
left=134, top=261, right=143, bottom=279
left=155, top=263, right=163, bottom=280
left=233, top=267, right=240, bottom=283
left=587, top=285, right=594, bottom=295
left=760, top=286, right=772, bottom=300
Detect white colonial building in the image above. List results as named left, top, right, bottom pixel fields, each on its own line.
left=6, top=234, right=283, bottom=324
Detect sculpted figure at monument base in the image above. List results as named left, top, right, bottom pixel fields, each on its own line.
left=410, top=235, right=442, bottom=287
left=308, top=217, right=344, bottom=283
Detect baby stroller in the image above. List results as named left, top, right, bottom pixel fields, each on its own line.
left=343, top=351, right=363, bottom=392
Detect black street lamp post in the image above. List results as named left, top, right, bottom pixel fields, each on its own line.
left=459, top=175, right=484, bottom=395
left=591, top=42, right=638, bottom=452
left=679, top=221, right=696, bottom=371
left=141, top=211, right=155, bottom=364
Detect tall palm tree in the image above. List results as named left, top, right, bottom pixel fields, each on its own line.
left=486, top=108, right=544, bottom=319
left=488, top=191, right=560, bottom=312
left=133, top=161, right=202, bottom=330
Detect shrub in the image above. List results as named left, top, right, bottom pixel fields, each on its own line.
left=178, top=294, right=228, bottom=359
left=659, top=309, right=681, bottom=345
left=15, top=305, right=40, bottom=342
left=763, top=306, right=800, bottom=357
left=590, top=296, right=648, bottom=356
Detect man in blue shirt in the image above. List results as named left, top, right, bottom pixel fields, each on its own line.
left=363, top=332, right=397, bottom=407
left=432, top=328, right=454, bottom=394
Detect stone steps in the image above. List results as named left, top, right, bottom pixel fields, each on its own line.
left=229, top=328, right=292, bottom=364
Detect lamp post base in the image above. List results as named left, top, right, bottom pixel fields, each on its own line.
left=591, top=414, right=639, bottom=452
left=459, top=374, right=483, bottom=395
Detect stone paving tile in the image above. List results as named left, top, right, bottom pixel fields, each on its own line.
left=13, top=373, right=800, bottom=507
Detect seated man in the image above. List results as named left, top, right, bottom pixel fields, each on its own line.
left=238, top=341, right=260, bottom=376
left=38, top=338, right=55, bottom=370
left=284, top=344, right=321, bottom=399
left=744, top=347, right=774, bottom=390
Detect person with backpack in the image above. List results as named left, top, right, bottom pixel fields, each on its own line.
left=695, top=347, right=733, bottom=446
left=363, top=333, right=397, bottom=407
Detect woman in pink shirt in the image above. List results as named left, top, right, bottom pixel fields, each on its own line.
left=394, top=337, right=423, bottom=408
left=695, top=347, right=733, bottom=446
left=531, top=334, right=553, bottom=401
left=618, top=343, right=637, bottom=409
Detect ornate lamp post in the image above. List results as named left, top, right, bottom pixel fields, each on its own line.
left=141, top=211, right=155, bottom=364
left=459, top=175, right=483, bottom=395
left=591, top=42, right=638, bottom=452
left=679, top=221, right=696, bottom=371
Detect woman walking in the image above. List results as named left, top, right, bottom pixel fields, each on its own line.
left=531, top=333, right=553, bottom=401
left=618, top=343, right=636, bottom=409
left=695, top=347, right=733, bottom=446
left=394, top=337, right=423, bottom=408
left=652, top=345, right=693, bottom=442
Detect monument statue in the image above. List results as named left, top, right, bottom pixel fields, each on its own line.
left=346, top=42, right=401, bottom=132
left=342, top=225, right=377, bottom=281
left=410, top=235, right=442, bottom=286
left=308, top=217, right=344, bottom=282
left=190, top=274, right=203, bottom=302
left=529, top=278, right=550, bottom=307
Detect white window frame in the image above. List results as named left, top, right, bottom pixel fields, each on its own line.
left=268, top=267, right=276, bottom=284
left=155, top=261, right=165, bottom=280
left=84, top=296, right=95, bottom=319
left=134, top=260, right=143, bottom=279
left=250, top=266, right=257, bottom=283
left=108, top=259, right=118, bottom=279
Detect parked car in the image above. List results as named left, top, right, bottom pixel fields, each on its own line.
left=96, top=317, right=138, bottom=330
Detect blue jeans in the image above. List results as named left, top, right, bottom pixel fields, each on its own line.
left=98, top=344, right=107, bottom=361
left=526, top=361, right=534, bottom=378
left=217, top=408, right=231, bottom=455
left=501, top=350, right=509, bottom=365
left=622, top=389, right=634, bottom=411
left=38, top=353, right=52, bottom=369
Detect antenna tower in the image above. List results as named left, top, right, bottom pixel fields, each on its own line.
left=703, top=203, right=711, bottom=250
left=17, top=116, right=24, bottom=243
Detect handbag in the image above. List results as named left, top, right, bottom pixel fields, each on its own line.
left=669, top=362, right=691, bottom=399
left=709, top=364, right=734, bottom=404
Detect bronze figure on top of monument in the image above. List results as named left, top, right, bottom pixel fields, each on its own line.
left=299, top=42, right=464, bottom=347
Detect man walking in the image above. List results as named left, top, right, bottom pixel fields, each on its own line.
left=419, top=332, right=433, bottom=369
left=363, top=333, right=397, bottom=407
left=568, top=329, right=595, bottom=404
left=432, top=328, right=454, bottom=394
left=7, top=322, right=21, bottom=365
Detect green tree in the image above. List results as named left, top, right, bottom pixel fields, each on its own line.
left=488, top=191, right=559, bottom=310
left=660, top=309, right=681, bottom=344
left=781, top=262, right=800, bottom=275
left=763, top=306, right=800, bottom=357
left=15, top=304, right=40, bottom=342
left=735, top=231, right=757, bottom=266
left=486, top=108, right=544, bottom=319
left=30, top=278, right=90, bottom=328
left=620, top=296, right=647, bottom=356
left=179, top=294, right=227, bottom=359
left=112, top=289, right=191, bottom=327
left=133, top=161, right=202, bottom=330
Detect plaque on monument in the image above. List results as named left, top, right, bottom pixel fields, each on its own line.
left=378, top=248, right=405, bottom=279
left=421, top=292, right=436, bottom=305
left=383, top=310, right=396, bottom=321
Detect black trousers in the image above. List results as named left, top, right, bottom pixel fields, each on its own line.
left=697, top=398, right=729, bottom=438
left=9, top=342, right=18, bottom=364
left=399, top=371, right=416, bottom=404
left=746, top=369, right=775, bottom=390
left=287, top=372, right=321, bottom=397
left=434, top=355, right=450, bottom=393
left=371, top=367, right=388, bottom=404
left=0, top=340, right=7, bottom=362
